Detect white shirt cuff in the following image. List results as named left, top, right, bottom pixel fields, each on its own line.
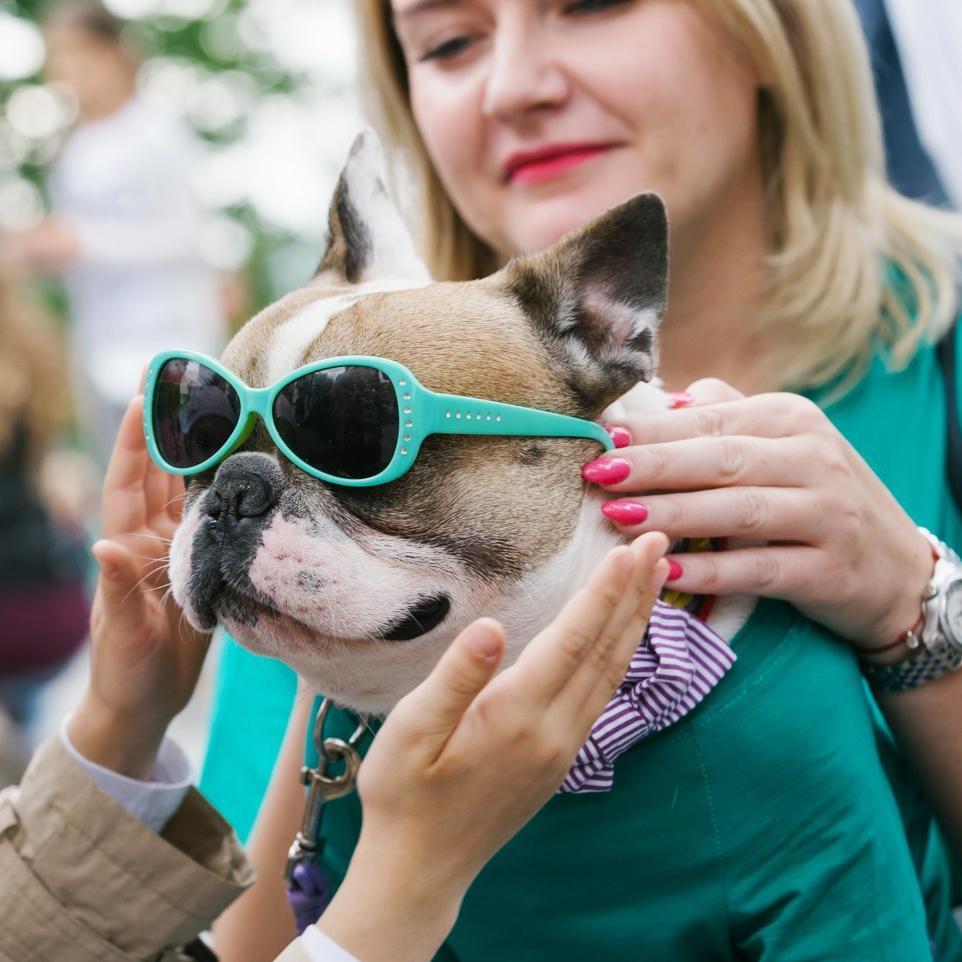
left=60, top=719, right=193, bottom=833
left=299, top=925, right=361, bottom=962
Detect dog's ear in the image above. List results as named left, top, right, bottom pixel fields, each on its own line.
left=501, top=193, right=668, bottom=413
left=315, top=130, right=431, bottom=286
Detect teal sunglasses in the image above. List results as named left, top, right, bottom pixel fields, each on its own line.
left=143, top=350, right=613, bottom=488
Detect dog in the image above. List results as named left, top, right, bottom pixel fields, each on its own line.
left=168, top=132, right=749, bottom=711
left=165, top=133, right=942, bottom=959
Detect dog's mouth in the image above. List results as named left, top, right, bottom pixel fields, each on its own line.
left=378, top=594, right=451, bottom=641
left=201, top=580, right=452, bottom=645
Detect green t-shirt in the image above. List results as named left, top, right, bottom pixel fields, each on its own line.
left=200, top=330, right=962, bottom=960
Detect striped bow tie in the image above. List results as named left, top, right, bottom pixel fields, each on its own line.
left=561, top=598, right=736, bottom=794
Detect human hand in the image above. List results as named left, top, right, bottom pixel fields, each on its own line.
left=316, top=532, right=669, bottom=962
left=592, top=379, right=934, bottom=655
left=68, top=396, right=211, bottom=779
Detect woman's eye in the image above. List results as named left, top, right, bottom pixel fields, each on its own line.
left=563, top=0, right=631, bottom=14
left=419, top=34, right=476, bottom=63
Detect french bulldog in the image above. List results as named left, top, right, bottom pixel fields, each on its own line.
left=168, top=131, right=750, bottom=714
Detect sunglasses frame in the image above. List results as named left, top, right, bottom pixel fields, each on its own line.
left=143, top=349, right=614, bottom=488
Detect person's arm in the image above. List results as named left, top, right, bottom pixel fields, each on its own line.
left=0, top=733, right=251, bottom=962
left=316, top=536, right=665, bottom=962
left=874, top=675, right=962, bottom=858
left=213, top=692, right=314, bottom=960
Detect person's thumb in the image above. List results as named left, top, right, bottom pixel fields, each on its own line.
left=403, top=618, right=506, bottom=744
left=92, top=540, right=148, bottom=629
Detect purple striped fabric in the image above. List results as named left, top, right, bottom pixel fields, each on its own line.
left=561, top=599, right=736, bottom=793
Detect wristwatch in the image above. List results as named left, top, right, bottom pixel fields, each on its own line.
left=863, top=529, right=962, bottom=692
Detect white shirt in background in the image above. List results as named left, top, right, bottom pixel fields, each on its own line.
left=51, top=94, right=226, bottom=418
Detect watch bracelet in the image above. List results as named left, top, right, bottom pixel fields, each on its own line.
left=863, top=647, right=959, bottom=693
left=863, top=528, right=962, bottom=693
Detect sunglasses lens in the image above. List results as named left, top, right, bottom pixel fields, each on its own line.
left=273, top=366, right=399, bottom=480
left=152, top=358, right=241, bottom=470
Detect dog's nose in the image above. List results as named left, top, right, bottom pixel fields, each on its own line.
left=205, top=453, right=283, bottom=523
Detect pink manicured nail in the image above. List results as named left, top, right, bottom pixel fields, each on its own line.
left=666, top=559, right=684, bottom=582
left=601, top=500, right=649, bottom=525
left=668, top=391, right=694, bottom=409
left=582, top=457, right=632, bottom=485
left=605, top=425, right=632, bottom=449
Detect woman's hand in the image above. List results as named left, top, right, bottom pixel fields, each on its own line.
left=316, top=532, right=669, bottom=962
left=591, top=379, right=934, bottom=654
left=67, top=396, right=211, bottom=779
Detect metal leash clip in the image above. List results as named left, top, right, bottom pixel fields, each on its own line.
left=285, top=698, right=368, bottom=934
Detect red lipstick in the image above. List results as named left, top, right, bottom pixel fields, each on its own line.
left=503, top=142, right=617, bottom=184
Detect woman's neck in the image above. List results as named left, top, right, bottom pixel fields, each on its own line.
left=656, top=174, right=775, bottom=396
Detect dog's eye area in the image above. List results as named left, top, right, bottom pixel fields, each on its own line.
left=379, top=594, right=451, bottom=641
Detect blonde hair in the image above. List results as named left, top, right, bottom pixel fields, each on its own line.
left=355, top=0, right=962, bottom=393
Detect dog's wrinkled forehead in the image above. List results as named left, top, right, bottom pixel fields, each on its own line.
left=225, top=281, right=580, bottom=416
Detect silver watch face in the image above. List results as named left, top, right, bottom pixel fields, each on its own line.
left=941, top=579, right=962, bottom=650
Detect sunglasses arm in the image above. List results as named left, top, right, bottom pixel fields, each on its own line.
left=425, top=392, right=614, bottom=452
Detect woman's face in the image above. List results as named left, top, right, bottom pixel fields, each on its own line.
left=391, top=0, right=763, bottom=259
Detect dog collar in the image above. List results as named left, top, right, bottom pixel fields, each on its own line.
left=561, top=595, right=735, bottom=793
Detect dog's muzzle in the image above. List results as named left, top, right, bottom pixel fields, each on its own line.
left=185, top=453, right=285, bottom=627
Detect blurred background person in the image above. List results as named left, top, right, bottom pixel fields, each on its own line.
left=2, top=0, right=227, bottom=466
left=0, top=265, right=89, bottom=782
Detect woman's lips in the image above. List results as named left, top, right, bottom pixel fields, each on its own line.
left=506, top=144, right=617, bottom=185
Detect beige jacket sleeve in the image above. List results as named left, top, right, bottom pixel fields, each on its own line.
left=0, top=735, right=253, bottom=962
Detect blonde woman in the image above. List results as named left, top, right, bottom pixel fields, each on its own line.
left=202, top=1, right=962, bottom=959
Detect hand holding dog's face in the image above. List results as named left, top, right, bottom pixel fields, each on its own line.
left=167, top=133, right=669, bottom=712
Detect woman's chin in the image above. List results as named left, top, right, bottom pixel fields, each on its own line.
left=505, top=193, right=643, bottom=255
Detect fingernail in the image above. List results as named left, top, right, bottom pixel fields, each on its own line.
left=601, top=500, right=648, bottom=525
left=666, top=559, right=684, bottom=582
left=469, top=624, right=501, bottom=660
left=668, top=391, right=693, bottom=409
left=582, top=457, right=632, bottom=485
left=605, top=425, right=632, bottom=449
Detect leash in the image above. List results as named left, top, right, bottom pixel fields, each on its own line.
left=285, top=696, right=368, bottom=934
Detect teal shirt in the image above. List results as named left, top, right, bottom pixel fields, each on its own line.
left=200, top=330, right=962, bottom=959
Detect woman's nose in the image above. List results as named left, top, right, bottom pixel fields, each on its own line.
left=481, top=27, right=570, bottom=120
